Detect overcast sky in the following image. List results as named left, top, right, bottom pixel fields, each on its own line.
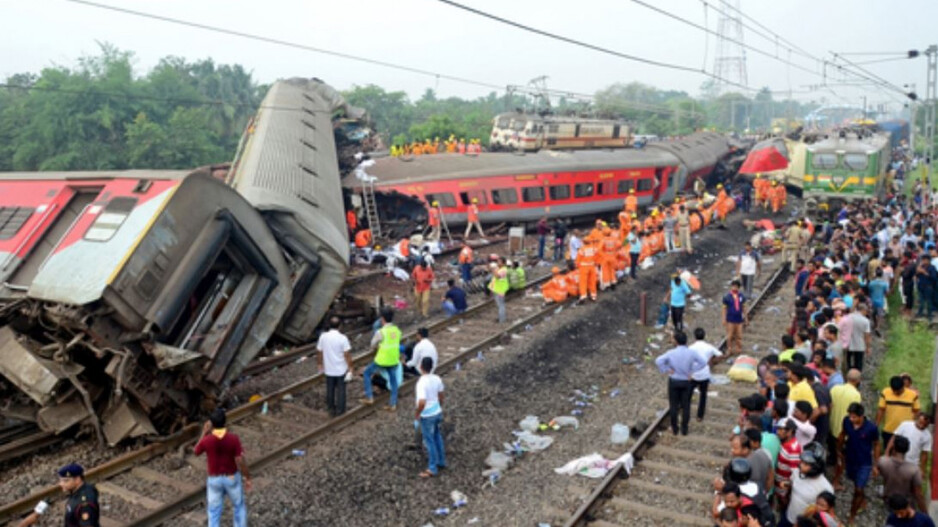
left=4, top=0, right=936, bottom=112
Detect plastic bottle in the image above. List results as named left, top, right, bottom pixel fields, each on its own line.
left=434, top=507, right=450, bottom=516
left=291, top=449, right=306, bottom=456
left=551, top=416, right=580, bottom=429
left=610, top=423, right=631, bottom=444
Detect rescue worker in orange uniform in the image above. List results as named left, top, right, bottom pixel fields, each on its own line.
left=587, top=219, right=605, bottom=244
left=599, top=226, right=619, bottom=290
left=354, top=228, right=372, bottom=248
left=464, top=198, right=484, bottom=239
left=541, top=267, right=569, bottom=304
left=458, top=243, right=474, bottom=283
left=770, top=180, right=786, bottom=213
left=445, top=135, right=457, bottom=153
left=630, top=213, right=641, bottom=236
left=754, top=173, right=769, bottom=209
left=457, top=139, right=467, bottom=154
left=563, top=268, right=580, bottom=298
left=427, top=201, right=441, bottom=241
left=617, top=208, right=631, bottom=239
left=624, top=189, right=638, bottom=216
left=715, top=183, right=730, bottom=225
left=576, top=237, right=599, bottom=302
left=643, top=209, right=658, bottom=233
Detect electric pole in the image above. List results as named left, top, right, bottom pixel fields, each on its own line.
left=713, top=0, right=748, bottom=94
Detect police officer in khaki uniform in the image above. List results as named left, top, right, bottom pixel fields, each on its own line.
left=17, top=463, right=99, bottom=527
left=783, top=220, right=803, bottom=272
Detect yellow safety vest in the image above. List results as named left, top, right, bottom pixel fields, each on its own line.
left=375, top=324, right=401, bottom=367
left=490, top=267, right=509, bottom=295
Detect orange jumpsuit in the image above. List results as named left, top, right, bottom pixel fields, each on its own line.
left=771, top=185, right=787, bottom=213
left=616, top=248, right=630, bottom=271
left=457, top=141, right=466, bottom=154
left=716, top=190, right=729, bottom=222
left=642, top=216, right=656, bottom=234
left=354, top=229, right=372, bottom=248
left=754, top=179, right=769, bottom=206
left=624, top=195, right=638, bottom=215
left=541, top=273, right=569, bottom=303
left=600, top=233, right=619, bottom=289
left=564, top=271, right=580, bottom=297
left=618, top=211, right=631, bottom=238
left=576, top=243, right=599, bottom=300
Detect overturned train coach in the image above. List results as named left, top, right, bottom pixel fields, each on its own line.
left=0, top=78, right=349, bottom=445
left=349, top=132, right=735, bottom=227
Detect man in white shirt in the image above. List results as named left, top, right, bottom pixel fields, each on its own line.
left=787, top=401, right=818, bottom=448
left=415, top=357, right=446, bottom=478
left=890, top=414, right=933, bottom=477
left=406, top=327, right=438, bottom=375
left=689, top=327, right=722, bottom=421
left=316, top=317, right=353, bottom=416
left=735, top=242, right=762, bottom=298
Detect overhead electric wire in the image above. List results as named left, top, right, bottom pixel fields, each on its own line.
left=61, top=0, right=503, bottom=92
left=435, top=0, right=757, bottom=93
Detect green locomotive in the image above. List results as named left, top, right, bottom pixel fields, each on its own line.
left=802, top=129, right=891, bottom=213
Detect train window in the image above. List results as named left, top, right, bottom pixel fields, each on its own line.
left=522, top=187, right=545, bottom=202
left=491, top=188, right=518, bottom=205
left=637, top=179, right=654, bottom=192
left=549, top=185, right=570, bottom=200
left=843, top=154, right=869, bottom=170
left=617, top=180, right=634, bottom=194
left=424, top=193, right=456, bottom=208
left=597, top=182, right=615, bottom=196
left=812, top=153, right=838, bottom=169
left=459, top=191, right=488, bottom=205
left=85, top=197, right=137, bottom=242
left=496, top=117, right=511, bottom=129
left=574, top=183, right=594, bottom=198
left=0, top=207, right=34, bottom=240
left=548, top=124, right=559, bottom=133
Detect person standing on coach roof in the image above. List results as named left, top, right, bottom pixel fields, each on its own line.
left=655, top=330, right=706, bottom=436
left=194, top=408, right=251, bottom=527
left=16, top=463, right=100, bottom=527
left=317, top=317, right=353, bottom=417
left=362, top=308, right=401, bottom=411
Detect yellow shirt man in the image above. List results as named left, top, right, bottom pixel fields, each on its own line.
left=789, top=379, right=818, bottom=409
left=829, top=382, right=862, bottom=439
left=878, top=387, right=920, bottom=433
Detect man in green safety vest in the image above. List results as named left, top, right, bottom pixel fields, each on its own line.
left=361, top=308, right=401, bottom=411
left=488, top=259, right=509, bottom=324
left=508, top=260, right=526, bottom=291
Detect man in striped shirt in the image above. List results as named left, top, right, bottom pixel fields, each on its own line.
left=775, top=419, right=802, bottom=509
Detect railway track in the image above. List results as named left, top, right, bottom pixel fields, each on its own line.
left=0, top=237, right=513, bottom=466
left=564, top=260, right=794, bottom=527
left=0, top=265, right=556, bottom=526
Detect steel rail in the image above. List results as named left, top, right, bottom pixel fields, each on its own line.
left=563, top=264, right=789, bottom=527
left=0, top=271, right=549, bottom=523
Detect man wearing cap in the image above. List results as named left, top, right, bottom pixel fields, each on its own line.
left=17, top=463, right=100, bottom=526
left=464, top=198, right=484, bottom=239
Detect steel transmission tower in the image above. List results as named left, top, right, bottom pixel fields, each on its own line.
left=713, top=0, right=748, bottom=93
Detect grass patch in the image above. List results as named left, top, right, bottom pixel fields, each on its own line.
left=876, top=291, right=937, bottom=403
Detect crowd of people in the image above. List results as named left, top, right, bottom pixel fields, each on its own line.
left=389, top=135, right=483, bottom=157
left=653, top=194, right=937, bottom=527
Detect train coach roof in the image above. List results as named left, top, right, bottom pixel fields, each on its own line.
left=354, top=147, right=678, bottom=185
left=0, top=169, right=191, bottom=181
left=806, top=133, right=889, bottom=153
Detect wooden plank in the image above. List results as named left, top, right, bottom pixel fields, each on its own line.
left=608, top=498, right=711, bottom=526
left=256, top=413, right=310, bottom=432
left=648, top=445, right=726, bottom=465
left=279, top=402, right=330, bottom=423
left=97, top=482, right=163, bottom=509
left=626, top=478, right=713, bottom=502
left=639, top=460, right=716, bottom=481
left=131, top=467, right=199, bottom=493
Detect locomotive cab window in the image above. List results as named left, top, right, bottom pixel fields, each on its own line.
left=521, top=186, right=545, bottom=202
left=85, top=197, right=137, bottom=242
left=812, top=153, right=839, bottom=170
left=424, top=193, right=456, bottom=208
left=843, top=154, right=868, bottom=170
left=637, top=179, right=654, bottom=192
left=549, top=185, right=570, bottom=200
left=491, top=188, right=518, bottom=205
left=617, top=180, right=634, bottom=194
left=574, top=183, right=594, bottom=198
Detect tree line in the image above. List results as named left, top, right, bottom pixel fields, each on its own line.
left=0, top=45, right=835, bottom=173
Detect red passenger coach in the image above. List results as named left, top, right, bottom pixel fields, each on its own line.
left=350, top=132, right=731, bottom=226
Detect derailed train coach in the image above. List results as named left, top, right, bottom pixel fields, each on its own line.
left=0, top=78, right=350, bottom=444
left=349, top=131, right=734, bottom=227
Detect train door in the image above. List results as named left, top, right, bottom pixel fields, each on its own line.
left=6, top=188, right=100, bottom=289
left=612, top=125, right=620, bottom=138
left=653, top=167, right=667, bottom=200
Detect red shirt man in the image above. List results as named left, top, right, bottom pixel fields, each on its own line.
left=412, top=263, right=435, bottom=293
